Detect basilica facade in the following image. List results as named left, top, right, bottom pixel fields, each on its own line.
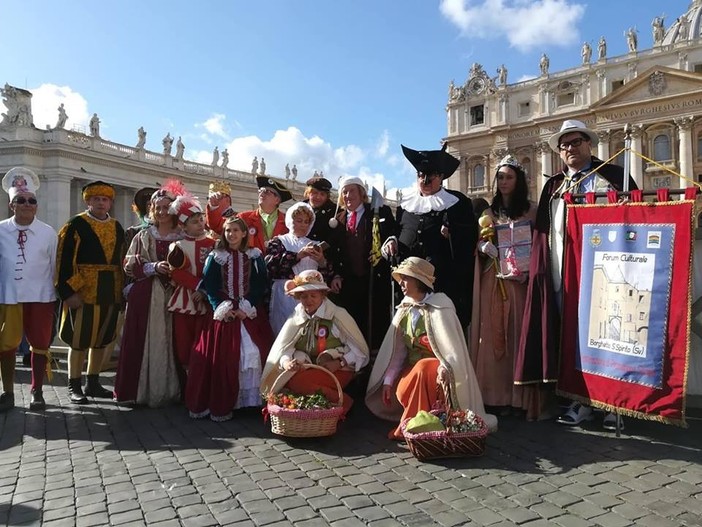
left=444, top=1, right=702, bottom=202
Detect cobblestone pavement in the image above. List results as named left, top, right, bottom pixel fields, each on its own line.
left=1, top=367, right=701, bottom=527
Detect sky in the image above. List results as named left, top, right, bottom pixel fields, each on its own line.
left=0, top=0, right=691, bottom=194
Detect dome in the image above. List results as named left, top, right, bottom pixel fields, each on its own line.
left=662, top=0, right=702, bottom=46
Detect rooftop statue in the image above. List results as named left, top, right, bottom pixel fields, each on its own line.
left=89, top=113, right=100, bottom=137
left=1, top=83, right=33, bottom=127
left=175, top=136, right=185, bottom=160
left=162, top=133, right=173, bottom=155
left=212, top=146, right=219, bottom=167
left=626, top=27, right=638, bottom=52
left=652, top=15, right=665, bottom=45
left=136, top=126, right=147, bottom=149
left=251, top=156, right=259, bottom=174
left=598, top=36, right=607, bottom=60
left=497, top=64, right=507, bottom=86
left=581, top=42, right=592, bottom=65
left=56, top=103, right=68, bottom=129
left=260, top=157, right=266, bottom=175
left=221, top=148, right=229, bottom=169
left=539, top=53, right=550, bottom=76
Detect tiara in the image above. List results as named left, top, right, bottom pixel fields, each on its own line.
left=498, top=154, right=523, bottom=171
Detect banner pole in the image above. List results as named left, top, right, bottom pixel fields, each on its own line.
left=623, top=123, right=632, bottom=194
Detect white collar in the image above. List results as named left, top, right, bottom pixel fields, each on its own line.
left=400, top=187, right=458, bottom=214
left=10, top=217, right=37, bottom=232
left=294, top=298, right=333, bottom=323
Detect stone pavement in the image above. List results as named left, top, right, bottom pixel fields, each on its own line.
left=1, top=366, right=701, bottom=527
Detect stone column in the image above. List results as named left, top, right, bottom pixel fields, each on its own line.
left=43, top=174, right=73, bottom=231
left=676, top=116, right=694, bottom=190
left=629, top=125, right=644, bottom=190
left=596, top=69, right=607, bottom=98
left=498, top=94, right=508, bottom=123
left=597, top=130, right=611, bottom=161
left=536, top=142, right=552, bottom=196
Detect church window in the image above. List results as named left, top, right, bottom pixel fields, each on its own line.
left=611, top=79, right=625, bottom=92
left=470, top=105, right=485, bottom=125
left=473, top=164, right=485, bottom=188
left=518, top=101, right=530, bottom=117
left=653, top=134, right=671, bottom=162
left=556, top=92, right=575, bottom=106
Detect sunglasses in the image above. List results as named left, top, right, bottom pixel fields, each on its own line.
left=558, top=137, right=586, bottom=151
left=13, top=197, right=38, bottom=205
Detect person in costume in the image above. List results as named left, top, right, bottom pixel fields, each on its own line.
left=166, top=195, right=216, bottom=386
left=333, top=176, right=397, bottom=350
left=516, top=119, right=637, bottom=430
left=237, top=176, right=292, bottom=252
left=366, top=257, right=497, bottom=439
left=56, top=180, right=126, bottom=404
left=383, top=144, right=477, bottom=328
left=205, top=180, right=236, bottom=237
left=113, top=181, right=185, bottom=407
left=260, top=269, right=369, bottom=414
left=470, top=156, right=543, bottom=420
left=0, top=167, right=57, bottom=411
left=303, top=176, right=344, bottom=276
left=186, top=216, right=273, bottom=421
left=265, top=202, right=337, bottom=333
left=125, top=186, right=158, bottom=248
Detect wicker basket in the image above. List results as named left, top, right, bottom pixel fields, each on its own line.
left=266, top=364, right=344, bottom=438
left=401, top=409, right=488, bottom=461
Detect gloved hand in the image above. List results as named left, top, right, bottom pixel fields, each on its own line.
left=478, top=240, right=498, bottom=259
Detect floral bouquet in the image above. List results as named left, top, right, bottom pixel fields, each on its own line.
left=434, top=409, right=484, bottom=433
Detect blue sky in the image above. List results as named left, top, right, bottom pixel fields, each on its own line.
left=1, top=0, right=690, bottom=192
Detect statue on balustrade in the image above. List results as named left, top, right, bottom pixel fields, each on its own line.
left=652, top=16, right=665, bottom=45
left=626, top=27, right=638, bottom=52
left=677, top=15, right=690, bottom=41
left=175, top=137, right=185, bottom=160
left=89, top=113, right=100, bottom=137
left=252, top=156, right=259, bottom=174
left=497, top=64, right=507, bottom=86
left=1, top=84, right=33, bottom=127
left=284, top=163, right=291, bottom=180
left=56, top=103, right=68, bottom=129
left=136, top=127, right=147, bottom=149
left=221, top=148, right=229, bottom=168
left=539, top=53, right=549, bottom=76
left=581, top=42, right=592, bottom=65
left=162, top=133, right=173, bottom=156
left=260, top=157, right=266, bottom=175
left=598, top=36, right=607, bottom=60
left=291, top=164, right=298, bottom=181
left=212, top=146, right=220, bottom=167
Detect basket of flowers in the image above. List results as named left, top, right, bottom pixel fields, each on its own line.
left=265, top=364, right=344, bottom=438
left=401, top=407, right=488, bottom=461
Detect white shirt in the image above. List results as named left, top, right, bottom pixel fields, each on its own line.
left=0, top=216, right=57, bottom=304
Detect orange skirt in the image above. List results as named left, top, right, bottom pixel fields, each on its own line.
left=390, top=357, right=442, bottom=439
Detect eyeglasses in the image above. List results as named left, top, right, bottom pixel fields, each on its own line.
left=558, top=138, right=586, bottom=151
left=13, top=197, right=38, bottom=205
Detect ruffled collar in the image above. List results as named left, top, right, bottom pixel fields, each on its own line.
left=400, top=187, right=458, bottom=214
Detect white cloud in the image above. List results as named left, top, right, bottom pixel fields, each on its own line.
left=198, top=113, right=229, bottom=139
left=439, top=0, right=586, bottom=51
left=23, top=84, right=90, bottom=132
left=375, top=130, right=390, bottom=157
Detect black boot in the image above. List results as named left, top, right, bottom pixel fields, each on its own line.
left=29, top=388, right=45, bottom=410
left=84, top=374, right=113, bottom=399
left=68, top=378, right=88, bottom=404
left=0, top=392, right=14, bottom=412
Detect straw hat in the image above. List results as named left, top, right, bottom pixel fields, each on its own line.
left=392, top=257, right=435, bottom=290
left=284, top=270, right=330, bottom=296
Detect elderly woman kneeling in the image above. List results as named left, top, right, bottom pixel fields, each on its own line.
left=366, top=257, right=498, bottom=439
left=260, top=270, right=369, bottom=414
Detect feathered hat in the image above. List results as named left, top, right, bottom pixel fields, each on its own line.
left=169, top=195, right=204, bottom=225
left=151, top=179, right=187, bottom=202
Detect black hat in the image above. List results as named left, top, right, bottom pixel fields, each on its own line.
left=256, top=176, right=292, bottom=203
left=305, top=176, right=332, bottom=192
left=401, top=143, right=460, bottom=179
left=133, top=187, right=158, bottom=218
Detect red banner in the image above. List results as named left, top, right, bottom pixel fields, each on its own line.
left=558, top=192, right=695, bottom=427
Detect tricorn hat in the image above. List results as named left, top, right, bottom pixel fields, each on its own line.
left=256, top=176, right=292, bottom=203
left=548, top=119, right=599, bottom=153
left=401, top=144, right=460, bottom=179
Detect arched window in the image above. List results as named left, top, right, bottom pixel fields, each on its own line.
left=473, top=164, right=485, bottom=188
left=653, top=134, right=671, bottom=161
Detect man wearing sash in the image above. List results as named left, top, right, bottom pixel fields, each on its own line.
left=517, top=119, right=636, bottom=429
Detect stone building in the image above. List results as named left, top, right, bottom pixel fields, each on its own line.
left=0, top=89, right=304, bottom=231
left=444, top=1, right=702, bottom=202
